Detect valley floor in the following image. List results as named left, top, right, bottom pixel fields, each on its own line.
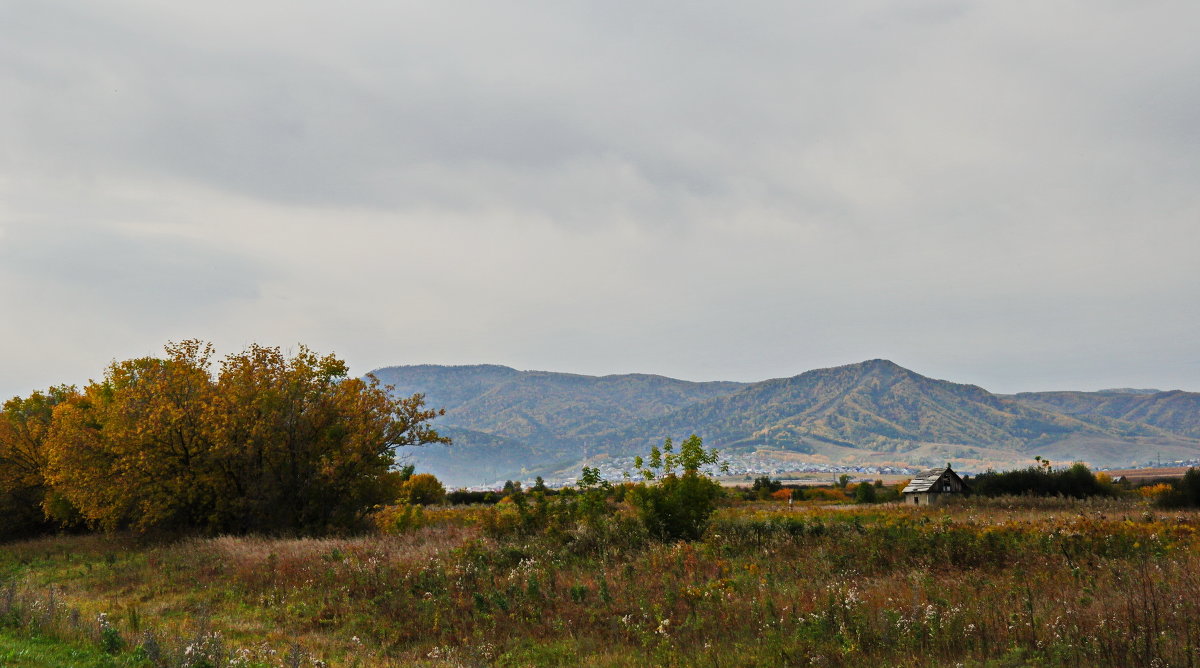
left=3, top=497, right=1200, bottom=666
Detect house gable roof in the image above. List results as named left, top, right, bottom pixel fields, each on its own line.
left=902, top=466, right=969, bottom=494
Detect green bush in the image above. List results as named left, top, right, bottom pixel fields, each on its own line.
left=749, top=475, right=782, bottom=499
left=853, top=481, right=877, bottom=504
left=629, top=474, right=724, bottom=541
left=627, top=435, right=725, bottom=541
left=971, top=462, right=1116, bottom=498
left=1155, top=468, right=1200, bottom=508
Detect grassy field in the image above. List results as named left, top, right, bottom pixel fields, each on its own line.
left=0, top=628, right=148, bottom=667
left=4, top=495, right=1200, bottom=666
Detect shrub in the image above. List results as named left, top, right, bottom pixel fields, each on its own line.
left=1155, top=468, right=1200, bottom=508
left=446, top=490, right=501, bottom=505
left=372, top=503, right=427, bottom=534
left=629, top=473, right=724, bottom=541
left=750, top=475, right=782, bottom=499
left=853, top=481, right=877, bottom=504
left=627, top=435, right=725, bottom=541
left=806, top=487, right=849, bottom=503
left=971, top=462, right=1116, bottom=498
left=402, top=473, right=446, bottom=505
left=1139, top=483, right=1174, bottom=499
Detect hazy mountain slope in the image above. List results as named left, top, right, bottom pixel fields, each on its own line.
left=369, top=365, right=747, bottom=483
left=372, top=360, right=1200, bottom=485
left=609, top=359, right=1118, bottom=454
left=1009, top=390, right=1200, bottom=438
left=449, top=372, right=744, bottom=441
left=371, top=365, right=746, bottom=442
left=368, top=364, right=524, bottom=412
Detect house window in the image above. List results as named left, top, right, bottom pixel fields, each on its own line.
left=944, top=483, right=951, bottom=491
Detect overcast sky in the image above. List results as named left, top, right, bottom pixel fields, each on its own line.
left=2, top=0, right=1198, bottom=398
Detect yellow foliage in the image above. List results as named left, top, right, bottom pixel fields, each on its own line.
left=41, top=340, right=449, bottom=535
left=1139, top=483, right=1174, bottom=499
left=401, top=473, right=446, bottom=505
left=0, top=386, right=78, bottom=537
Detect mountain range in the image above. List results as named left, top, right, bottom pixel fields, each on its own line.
left=368, top=360, right=1200, bottom=486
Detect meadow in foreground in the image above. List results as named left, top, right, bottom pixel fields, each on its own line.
left=4, top=494, right=1200, bottom=667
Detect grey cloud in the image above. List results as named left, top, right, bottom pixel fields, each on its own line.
left=1, top=0, right=1198, bottom=398
left=0, top=223, right=265, bottom=317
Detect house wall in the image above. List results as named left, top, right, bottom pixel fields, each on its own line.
left=904, top=492, right=947, bottom=506
left=902, top=469, right=970, bottom=506
left=939, top=475, right=967, bottom=493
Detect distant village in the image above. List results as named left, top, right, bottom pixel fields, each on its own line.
left=458, top=454, right=1200, bottom=492
left=461, top=451, right=924, bottom=492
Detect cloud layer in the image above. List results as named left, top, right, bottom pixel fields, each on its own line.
left=2, top=1, right=1198, bottom=396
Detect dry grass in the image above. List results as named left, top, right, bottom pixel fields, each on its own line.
left=5, top=497, right=1200, bottom=666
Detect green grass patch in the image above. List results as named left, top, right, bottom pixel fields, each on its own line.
left=0, top=628, right=147, bottom=668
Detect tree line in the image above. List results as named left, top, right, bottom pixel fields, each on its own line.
left=0, top=341, right=448, bottom=540
left=969, top=461, right=1117, bottom=498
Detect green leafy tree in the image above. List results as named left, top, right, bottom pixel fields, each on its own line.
left=971, top=462, right=1114, bottom=499
left=1156, top=468, right=1200, bottom=508
left=853, top=481, right=877, bottom=504
left=574, top=466, right=612, bottom=524
left=628, top=435, right=725, bottom=541
left=751, top=475, right=782, bottom=499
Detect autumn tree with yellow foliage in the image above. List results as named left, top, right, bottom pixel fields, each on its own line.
left=40, top=340, right=447, bottom=535
left=0, top=386, right=77, bottom=539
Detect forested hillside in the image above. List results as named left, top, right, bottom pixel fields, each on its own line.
left=372, top=360, right=1200, bottom=485
left=1009, top=389, right=1200, bottom=438
left=369, top=365, right=746, bottom=483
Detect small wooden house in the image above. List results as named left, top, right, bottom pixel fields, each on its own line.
left=902, top=466, right=969, bottom=506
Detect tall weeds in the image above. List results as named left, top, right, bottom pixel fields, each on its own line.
left=4, top=497, right=1200, bottom=666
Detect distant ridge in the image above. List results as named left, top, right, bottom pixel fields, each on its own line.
left=369, top=361, right=1200, bottom=486
left=1008, top=389, right=1200, bottom=439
